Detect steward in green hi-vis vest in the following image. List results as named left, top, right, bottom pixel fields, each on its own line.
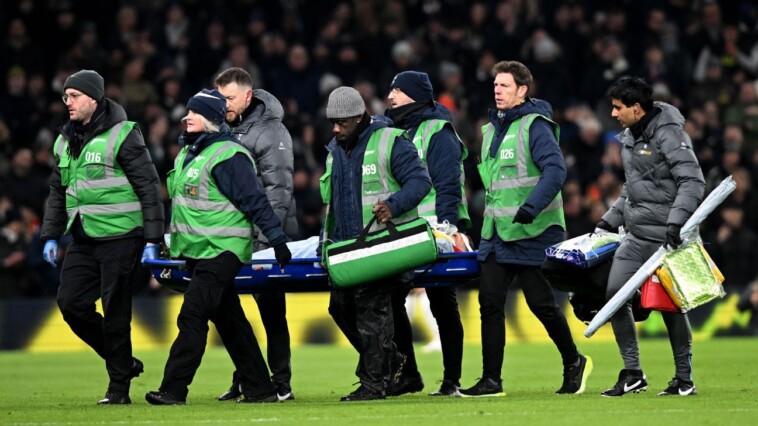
left=169, top=141, right=255, bottom=262
left=53, top=121, right=143, bottom=238
left=478, top=113, right=565, bottom=241
left=320, top=127, right=418, bottom=240
left=412, top=119, right=471, bottom=228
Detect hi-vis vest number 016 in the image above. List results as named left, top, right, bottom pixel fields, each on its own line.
left=478, top=113, right=565, bottom=241
left=53, top=121, right=143, bottom=238
left=412, top=119, right=471, bottom=228
left=320, top=127, right=418, bottom=239
left=168, top=141, right=255, bottom=262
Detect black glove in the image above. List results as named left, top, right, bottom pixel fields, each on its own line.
left=665, top=223, right=683, bottom=249
left=512, top=207, right=534, bottom=224
left=274, top=243, right=292, bottom=269
left=595, top=219, right=614, bottom=233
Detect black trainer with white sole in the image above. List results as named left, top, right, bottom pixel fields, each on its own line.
left=601, top=369, right=648, bottom=397
left=658, top=378, right=697, bottom=396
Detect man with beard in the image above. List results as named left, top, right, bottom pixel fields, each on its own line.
left=41, top=69, right=164, bottom=404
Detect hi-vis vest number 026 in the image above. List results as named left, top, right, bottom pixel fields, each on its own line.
left=478, top=113, right=565, bottom=241
left=168, top=141, right=255, bottom=262
left=412, top=119, right=471, bottom=228
left=53, top=121, right=143, bottom=238
left=320, top=127, right=418, bottom=240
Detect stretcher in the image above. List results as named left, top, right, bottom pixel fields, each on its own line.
left=145, top=251, right=480, bottom=293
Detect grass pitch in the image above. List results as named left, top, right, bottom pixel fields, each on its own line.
left=2, top=338, right=757, bottom=425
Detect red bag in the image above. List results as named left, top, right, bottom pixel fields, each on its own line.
left=641, top=274, right=680, bottom=313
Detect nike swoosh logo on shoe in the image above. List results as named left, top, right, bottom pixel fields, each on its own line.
left=623, top=380, right=641, bottom=393
left=678, top=387, right=694, bottom=396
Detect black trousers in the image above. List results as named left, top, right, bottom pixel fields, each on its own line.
left=479, top=254, right=579, bottom=381
left=160, top=252, right=275, bottom=400
left=57, top=237, right=142, bottom=393
left=328, top=281, right=398, bottom=393
left=391, top=285, right=464, bottom=384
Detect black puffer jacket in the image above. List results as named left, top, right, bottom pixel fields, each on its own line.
left=230, top=89, right=297, bottom=245
left=41, top=99, right=164, bottom=243
left=602, top=102, right=705, bottom=242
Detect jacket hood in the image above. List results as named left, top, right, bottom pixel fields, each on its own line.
left=326, top=118, right=387, bottom=152
left=234, top=89, right=285, bottom=133
left=488, top=97, right=553, bottom=127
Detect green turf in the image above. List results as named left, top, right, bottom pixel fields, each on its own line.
left=2, top=338, right=757, bottom=425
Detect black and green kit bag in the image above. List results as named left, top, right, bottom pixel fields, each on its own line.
left=324, top=216, right=438, bottom=288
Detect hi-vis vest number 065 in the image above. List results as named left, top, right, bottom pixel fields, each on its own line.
left=478, top=113, right=565, bottom=241
left=168, top=141, right=256, bottom=262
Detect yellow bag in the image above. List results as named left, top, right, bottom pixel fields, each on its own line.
left=656, top=242, right=725, bottom=312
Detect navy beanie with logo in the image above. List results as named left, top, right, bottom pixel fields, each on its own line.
left=186, top=89, right=227, bottom=125
left=391, top=71, right=434, bottom=102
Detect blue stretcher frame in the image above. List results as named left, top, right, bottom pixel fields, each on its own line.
left=146, top=251, right=480, bottom=293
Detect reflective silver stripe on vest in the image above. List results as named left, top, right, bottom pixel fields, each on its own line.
left=78, top=201, right=142, bottom=214
left=55, top=138, right=66, bottom=157
left=198, top=144, right=242, bottom=200
left=361, top=128, right=394, bottom=206
left=491, top=176, right=540, bottom=190
left=76, top=176, right=131, bottom=190
left=173, top=196, right=239, bottom=212
left=484, top=197, right=563, bottom=217
left=418, top=203, right=435, bottom=215
left=173, top=222, right=251, bottom=238
left=515, top=117, right=530, bottom=178
left=103, top=122, right=128, bottom=179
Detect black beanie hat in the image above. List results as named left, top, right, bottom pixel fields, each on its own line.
left=186, top=89, right=227, bottom=125
left=390, top=71, right=434, bottom=102
left=63, top=70, right=104, bottom=101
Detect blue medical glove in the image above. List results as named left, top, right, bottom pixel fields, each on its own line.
left=141, top=243, right=160, bottom=263
left=43, top=240, right=58, bottom=268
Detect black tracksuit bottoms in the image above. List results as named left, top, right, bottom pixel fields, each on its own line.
left=479, top=254, right=579, bottom=381
left=57, top=237, right=142, bottom=394
left=159, top=251, right=275, bottom=400
left=391, top=285, right=464, bottom=384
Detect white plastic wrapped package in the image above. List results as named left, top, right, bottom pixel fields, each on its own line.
left=584, top=176, right=737, bottom=338
left=545, top=232, right=621, bottom=268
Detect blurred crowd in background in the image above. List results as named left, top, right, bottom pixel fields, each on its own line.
left=0, top=1, right=757, bottom=312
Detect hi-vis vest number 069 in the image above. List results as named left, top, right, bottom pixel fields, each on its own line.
left=320, top=127, right=418, bottom=240
left=478, top=113, right=565, bottom=241
left=53, top=121, right=143, bottom=238
left=168, top=141, right=255, bottom=262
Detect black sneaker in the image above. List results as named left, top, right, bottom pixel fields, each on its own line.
left=388, top=373, right=424, bottom=396
left=145, top=390, right=186, bottom=405
left=429, top=379, right=461, bottom=397
left=657, top=378, right=697, bottom=396
left=556, top=354, right=593, bottom=394
left=237, top=393, right=279, bottom=403
left=340, top=385, right=386, bottom=402
left=277, top=391, right=295, bottom=401
left=601, top=369, right=648, bottom=397
left=127, top=357, right=144, bottom=381
left=218, top=382, right=242, bottom=401
left=460, top=378, right=505, bottom=397
left=98, top=391, right=131, bottom=405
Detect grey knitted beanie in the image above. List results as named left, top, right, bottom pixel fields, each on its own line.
left=326, top=86, right=365, bottom=119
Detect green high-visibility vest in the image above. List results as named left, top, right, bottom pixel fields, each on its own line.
left=169, top=141, right=255, bottom=262
left=412, top=119, right=471, bottom=228
left=478, top=113, right=565, bottom=241
left=53, top=121, right=143, bottom=238
left=319, top=127, right=418, bottom=241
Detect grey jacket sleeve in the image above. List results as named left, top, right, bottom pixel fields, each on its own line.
left=246, top=124, right=294, bottom=243
left=659, top=127, right=705, bottom=225
left=118, top=126, right=165, bottom=242
left=40, top=165, right=67, bottom=241
left=603, top=183, right=627, bottom=228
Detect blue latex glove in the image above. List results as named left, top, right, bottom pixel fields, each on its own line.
left=141, top=243, right=160, bottom=263
left=43, top=240, right=58, bottom=268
